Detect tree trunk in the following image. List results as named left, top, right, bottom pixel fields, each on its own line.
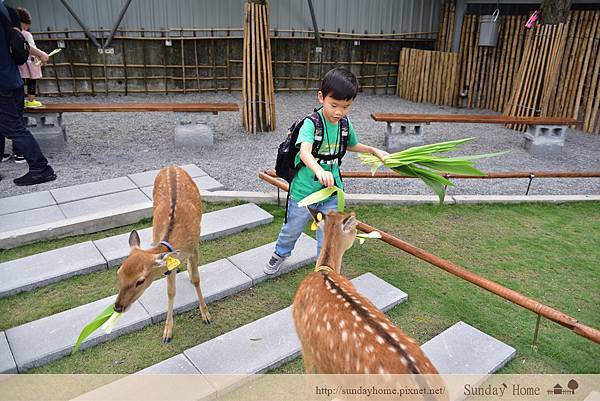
left=540, top=0, right=572, bottom=24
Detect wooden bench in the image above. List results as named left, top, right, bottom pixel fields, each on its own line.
left=24, top=103, right=239, bottom=151
left=370, top=113, right=578, bottom=157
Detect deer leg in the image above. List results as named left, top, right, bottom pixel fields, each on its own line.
left=162, top=272, right=176, bottom=343
left=188, top=251, right=211, bottom=324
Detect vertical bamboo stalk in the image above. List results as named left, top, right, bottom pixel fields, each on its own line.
left=48, top=27, right=61, bottom=96
left=121, top=38, right=128, bottom=96
left=141, top=28, right=148, bottom=95
left=193, top=37, right=201, bottom=92
left=242, top=3, right=249, bottom=130
left=85, top=40, right=95, bottom=96
left=64, top=31, right=77, bottom=96
left=180, top=30, right=186, bottom=94
left=583, top=15, right=600, bottom=132
left=254, top=4, right=263, bottom=132
left=250, top=2, right=257, bottom=133
left=572, top=11, right=598, bottom=128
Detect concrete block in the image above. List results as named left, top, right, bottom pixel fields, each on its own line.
left=51, top=177, right=137, bottom=204
left=138, top=354, right=200, bottom=374
left=385, top=122, right=424, bottom=152
left=422, top=321, right=516, bottom=374
left=93, top=204, right=273, bottom=266
left=0, top=191, right=56, bottom=216
left=0, top=331, right=17, bottom=373
left=93, top=227, right=153, bottom=267
left=0, top=202, right=153, bottom=250
left=5, top=295, right=151, bottom=371
left=138, top=259, right=252, bottom=323
left=0, top=205, right=65, bottom=234
left=31, top=128, right=66, bottom=153
left=183, top=272, right=406, bottom=381
left=228, top=233, right=317, bottom=284
left=175, top=124, right=214, bottom=148
left=0, top=242, right=107, bottom=298
left=201, top=190, right=279, bottom=204
left=524, top=125, right=566, bottom=157
left=141, top=176, right=225, bottom=199
left=127, top=164, right=207, bottom=188
left=58, top=189, right=150, bottom=219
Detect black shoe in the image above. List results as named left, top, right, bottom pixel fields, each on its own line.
left=13, top=154, right=26, bottom=164
left=13, top=166, right=57, bottom=186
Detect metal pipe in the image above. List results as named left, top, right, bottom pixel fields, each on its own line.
left=306, top=0, right=322, bottom=48
left=104, top=0, right=133, bottom=48
left=58, top=0, right=101, bottom=48
left=264, top=169, right=600, bottom=180
left=258, top=171, right=600, bottom=344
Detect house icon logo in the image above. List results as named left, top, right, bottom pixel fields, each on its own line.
left=547, top=380, right=579, bottom=395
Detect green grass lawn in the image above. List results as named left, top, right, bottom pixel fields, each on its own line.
left=0, top=201, right=598, bottom=374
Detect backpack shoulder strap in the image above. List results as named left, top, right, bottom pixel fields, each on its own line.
left=306, top=110, right=325, bottom=156
left=337, top=116, right=350, bottom=165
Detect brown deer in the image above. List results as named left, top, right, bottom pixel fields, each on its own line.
left=292, top=210, right=442, bottom=380
left=115, top=166, right=210, bottom=343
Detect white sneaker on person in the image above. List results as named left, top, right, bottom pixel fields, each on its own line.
left=1, top=153, right=11, bottom=162
left=264, top=253, right=287, bottom=275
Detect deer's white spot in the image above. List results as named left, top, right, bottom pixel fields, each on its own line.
left=375, top=335, right=385, bottom=344
left=341, top=330, right=348, bottom=342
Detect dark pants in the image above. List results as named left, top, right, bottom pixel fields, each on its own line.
left=0, top=87, right=48, bottom=171
left=25, top=79, right=37, bottom=96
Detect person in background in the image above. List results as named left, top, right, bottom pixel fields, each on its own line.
left=0, top=1, right=55, bottom=186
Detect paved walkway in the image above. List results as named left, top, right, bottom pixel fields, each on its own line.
left=0, top=203, right=273, bottom=298
left=0, top=164, right=224, bottom=249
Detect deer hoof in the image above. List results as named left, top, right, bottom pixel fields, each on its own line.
left=162, top=336, right=172, bottom=344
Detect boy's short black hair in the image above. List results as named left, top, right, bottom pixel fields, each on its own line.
left=320, top=67, right=358, bottom=101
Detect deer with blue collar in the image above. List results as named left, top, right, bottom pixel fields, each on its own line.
left=114, top=166, right=210, bottom=343
left=292, top=210, right=445, bottom=399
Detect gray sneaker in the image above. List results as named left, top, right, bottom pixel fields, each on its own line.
left=264, top=253, right=286, bottom=275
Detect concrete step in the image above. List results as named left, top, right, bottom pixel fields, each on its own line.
left=0, top=164, right=223, bottom=249
left=0, top=203, right=273, bottom=298
left=2, top=234, right=316, bottom=372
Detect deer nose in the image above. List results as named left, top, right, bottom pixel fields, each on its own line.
left=114, top=303, right=124, bottom=313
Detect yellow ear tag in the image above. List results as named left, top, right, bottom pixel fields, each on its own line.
left=310, top=212, right=323, bottom=231
left=166, top=256, right=181, bottom=271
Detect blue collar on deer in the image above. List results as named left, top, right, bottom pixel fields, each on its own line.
left=159, top=240, right=179, bottom=276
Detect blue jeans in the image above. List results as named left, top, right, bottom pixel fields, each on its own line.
left=0, top=87, right=48, bottom=171
left=274, top=195, right=338, bottom=258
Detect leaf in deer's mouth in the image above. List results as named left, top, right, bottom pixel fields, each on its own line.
left=73, top=304, right=122, bottom=353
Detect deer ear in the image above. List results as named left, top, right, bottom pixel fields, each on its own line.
left=128, top=230, right=141, bottom=248
left=342, top=213, right=357, bottom=232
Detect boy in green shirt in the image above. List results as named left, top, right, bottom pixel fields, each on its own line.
left=265, top=67, right=388, bottom=274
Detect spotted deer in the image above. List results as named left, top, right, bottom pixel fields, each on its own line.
left=292, top=211, right=442, bottom=381
left=114, top=166, right=210, bottom=343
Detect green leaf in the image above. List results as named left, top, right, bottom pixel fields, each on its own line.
left=336, top=188, right=346, bottom=212
left=297, top=187, right=337, bottom=208
left=73, top=304, right=115, bottom=353
left=416, top=161, right=486, bottom=176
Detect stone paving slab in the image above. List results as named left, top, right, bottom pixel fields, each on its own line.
left=0, top=191, right=56, bottom=216
left=422, top=321, right=516, bottom=374
left=200, top=203, right=273, bottom=241
left=94, top=203, right=273, bottom=267
left=58, top=189, right=151, bottom=219
left=127, top=164, right=207, bottom=188
left=0, top=331, right=17, bottom=374
left=141, top=176, right=225, bottom=200
left=228, top=233, right=316, bottom=285
left=0, top=242, right=107, bottom=298
left=0, top=203, right=153, bottom=250
left=138, top=259, right=253, bottom=323
left=50, top=177, right=137, bottom=204
left=1, top=205, right=66, bottom=233
left=5, top=296, right=151, bottom=372
left=138, top=354, right=200, bottom=374
left=585, top=391, right=600, bottom=401
left=183, top=272, right=406, bottom=380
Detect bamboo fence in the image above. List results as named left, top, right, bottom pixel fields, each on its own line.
left=396, top=48, right=459, bottom=106
left=242, top=1, right=276, bottom=133
left=436, top=0, right=456, bottom=52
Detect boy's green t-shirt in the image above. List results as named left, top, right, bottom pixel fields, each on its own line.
left=289, top=109, right=358, bottom=202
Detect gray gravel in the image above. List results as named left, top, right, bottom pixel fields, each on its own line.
left=1, top=92, right=599, bottom=198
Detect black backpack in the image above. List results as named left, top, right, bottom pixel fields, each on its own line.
left=275, top=108, right=349, bottom=183
left=1, top=6, right=30, bottom=65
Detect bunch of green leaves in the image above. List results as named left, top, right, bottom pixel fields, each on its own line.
left=359, top=138, right=507, bottom=204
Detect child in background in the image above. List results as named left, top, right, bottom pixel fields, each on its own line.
left=17, top=7, right=47, bottom=109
